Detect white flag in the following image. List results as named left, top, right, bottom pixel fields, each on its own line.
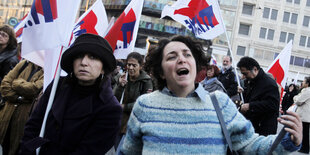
left=267, top=41, right=292, bottom=89
left=161, top=0, right=225, bottom=40
left=72, top=0, right=108, bottom=40
left=105, top=0, right=144, bottom=59
left=21, top=0, right=81, bottom=55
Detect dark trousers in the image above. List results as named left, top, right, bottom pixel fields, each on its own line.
left=299, top=122, right=309, bottom=153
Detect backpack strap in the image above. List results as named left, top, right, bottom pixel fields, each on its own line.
left=17, top=61, right=41, bottom=82
left=210, top=93, right=237, bottom=155
left=17, top=61, right=29, bottom=77
left=26, top=65, right=41, bottom=82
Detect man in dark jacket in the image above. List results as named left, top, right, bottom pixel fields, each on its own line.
left=218, top=56, right=238, bottom=99
left=237, top=56, right=280, bottom=136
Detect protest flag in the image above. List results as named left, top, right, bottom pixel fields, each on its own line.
left=267, top=40, right=292, bottom=99
left=161, top=0, right=225, bottom=40
left=104, top=0, right=144, bottom=59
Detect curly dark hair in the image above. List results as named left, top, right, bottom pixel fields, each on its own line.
left=0, top=24, right=17, bottom=51
left=126, top=52, right=144, bottom=66
left=145, top=35, right=210, bottom=90
left=237, top=56, right=261, bottom=70
left=144, top=44, right=157, bottom=74
left=206, top=65, right=220, bottom=77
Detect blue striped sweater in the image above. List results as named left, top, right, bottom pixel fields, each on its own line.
left=120, top=90, right=299, bottom=154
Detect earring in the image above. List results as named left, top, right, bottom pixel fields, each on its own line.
left=100, top=74, right=104, bottom=80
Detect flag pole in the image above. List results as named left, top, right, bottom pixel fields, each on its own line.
left=36, top=46, right=64, bottom=154
left=217, top=5, right=244, bottom=104
left=119, top=72, right=128, bottom=104
left=85, top=0, right=90, bottom=12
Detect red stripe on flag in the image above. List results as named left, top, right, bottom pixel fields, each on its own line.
left=268, top=59, right=284, bottom=85
left=104, top=13, right=125, bottom=51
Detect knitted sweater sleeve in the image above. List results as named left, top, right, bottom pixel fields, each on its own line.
left=214, top=91, right=299, bottom=154
left=120, top=97, right=143, bottom=155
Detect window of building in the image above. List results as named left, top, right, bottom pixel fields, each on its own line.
left=304, top=59, right=310, bottom=68
left=242, top=3, right=254, bottom=15
left=303, top=16, right=310, bottom=27
left=259, top=27, right=274, bottom=40
left=287, top=33, right=294, bottom=42
left=263, top=7, right=270, bottom=19
left=286, top=0, right=300, bottom=4
left=238, top=24, right=250, bottom=36
left=263, top=7, right=278, bottom=20
left=271, top=9, right=278, bottom=20
left=291, top=13, right=298, bottom=24
left=294, top=57, right=304, bottom=66
left=283, top=12, right=290, bottom=22
left=268, top=29, right=275, bottom=40
left=283, top=12, right=298, bottom=24
left=290, top=56, right=294, bottom=65
left=237, top=46, right=246, bottom=56
left=280, top=31, right=287, bottom=42
left=300, top=35, right=307, bottom=46
left=259, top=27, right=266, bottom=39
left=279, top=31, right=294, bottom=43
left=308, top=37, right=310, bottom=47
left=294, top=0, right=300, bottom=4
left=307, top=0, right=310, bottom=6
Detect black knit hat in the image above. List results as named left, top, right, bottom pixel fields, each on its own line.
left=61, top=33, right=116, bottom=75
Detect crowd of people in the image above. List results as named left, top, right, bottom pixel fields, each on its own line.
left=0, top=24, right=309, bottom=154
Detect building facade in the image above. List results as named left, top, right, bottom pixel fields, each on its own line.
left=231, top=0, right=310, bottom=84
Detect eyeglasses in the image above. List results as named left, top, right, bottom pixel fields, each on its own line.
left=0, top=31, right=9, bottom=38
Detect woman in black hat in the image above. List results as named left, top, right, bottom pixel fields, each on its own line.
left=19, top=33, right=122, bottom=154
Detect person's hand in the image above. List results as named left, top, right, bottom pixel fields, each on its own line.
left=277, top=111, right=303, bottom=146
left=240, top=103, right=249, bottom=113
left=119, top=72, right=127, bottom=87
left=237, top=86, right=244, bottom=93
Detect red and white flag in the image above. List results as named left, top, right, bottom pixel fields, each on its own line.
left=267, top=40, right=292, bottom=96
left=14, top=14, right=28, bottom=43
left=161, top=0, right=224, bottom=40
left=20, top=0, right=81, bottom=90
left=21, top=0, right=81, bottom=55
left=103, top=16, right=115, bottom=37
left=72, top=0, right=108, bottom=43
left=104, top=0, right=144, bottom=59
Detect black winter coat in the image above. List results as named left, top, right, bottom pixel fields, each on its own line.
left=0, top=48, right=18, bottom=84
left=218, top=67, right=238, bottom=97
left=243, top=69, right=280, bottom=136
left=281, top=89, right=298, bottom=113
left=19, top=77, right=122, bottom=155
